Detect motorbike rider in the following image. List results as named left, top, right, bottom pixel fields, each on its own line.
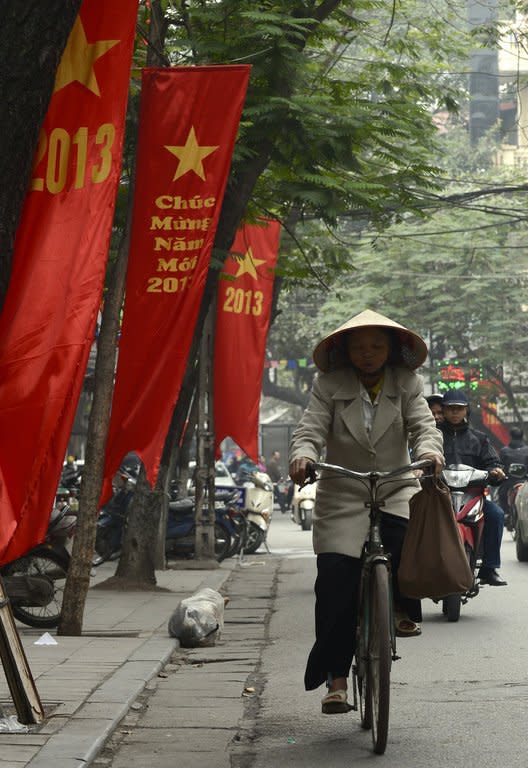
left=426, top=393, right=444, bottom=426
left=61, top=455, right=80, bottom=488
left=267, top=451, right=282, bottom=483
left=440, top=389, right=507, bottom=586
left=235, top=455, right=258, bottom=485
left=498, top=427, right=528, bottom=524
left=267, top=450, right=290, bottom=512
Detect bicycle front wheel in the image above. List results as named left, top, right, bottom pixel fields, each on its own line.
left=367, top=563, right=392, bottom=755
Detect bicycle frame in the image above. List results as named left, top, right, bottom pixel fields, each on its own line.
left=305, top=458, right=432, bottom=751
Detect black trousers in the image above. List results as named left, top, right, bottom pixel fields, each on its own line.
left=304, top=513, right=421, bottom=691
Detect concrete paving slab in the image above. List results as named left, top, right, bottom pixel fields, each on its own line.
left=28, top=758, right=86, bottom=768
left=110, top=748, right=231, bottom=768
left=71, top=702, right=131, bottom=720
left=120, top=727, right=236, bottom=746
left=128, top=638, right=177, bottom=662
left=36, top=716, right=69, bottom=734
left=0, top=744, right=40, bottom=763
left=149, top=693, right=244, bottom=705
left=155, top=684, right=246, bottom=699
left=0, top=735, right=47, bottom=747
left=140, top=708, right=241, bottom=728
left=39, top=699, right=83, bottom=717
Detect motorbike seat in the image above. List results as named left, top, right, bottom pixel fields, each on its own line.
left=169, top=498, right=195, bottom=515
left=214, top=488, right=239, bottom=503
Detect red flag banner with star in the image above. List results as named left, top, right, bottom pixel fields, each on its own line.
left=213, top=220, right=281, bottom=462
left=0, top=0, right=138, bottom=564
left=101, top=66, right=250, bottom=502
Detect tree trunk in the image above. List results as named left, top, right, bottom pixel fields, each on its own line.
left=88, top=0, right=173, bottom=586
left=57, top=139, right=138, bottom=635
left=114, top=464, right=159, bottom=585
left=0, top=2, right=81, bottom=307
left=144, top=0, right=169, bottom=67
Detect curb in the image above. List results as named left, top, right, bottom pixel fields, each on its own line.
left=26, top=566, right=235, bottom=768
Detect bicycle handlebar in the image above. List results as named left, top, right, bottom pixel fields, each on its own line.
left=304, top=458, right=434, bottom=486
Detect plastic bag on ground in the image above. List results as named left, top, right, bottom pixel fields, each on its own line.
left=168, top=587, right=226, bottom=647
left=0, top=715, right=29, bottom=732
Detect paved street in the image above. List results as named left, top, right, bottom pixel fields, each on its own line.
left=1, top=509, right=526, bottom=767
left=89, top=511, right=528, bottom=768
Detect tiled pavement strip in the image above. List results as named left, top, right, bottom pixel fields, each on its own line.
left=93, top=559, right=279, bottom=768
left=0, top=556, right=279, bottom=768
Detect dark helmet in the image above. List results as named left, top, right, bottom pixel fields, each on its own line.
left=426, top=393, right=444, bottom=407
left=442, top=389, right=469, bottom=407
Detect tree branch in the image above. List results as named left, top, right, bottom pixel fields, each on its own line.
left=262, top=373, right=310, bottom=408
left=312, top=0, right=345, bottom=23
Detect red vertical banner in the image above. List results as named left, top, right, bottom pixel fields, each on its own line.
left=481, top=398, right=510, bottom=445
left=214, top=220, right=281, bottom=462
left=101, top=66, right=250, bottom=502
left=0, top=0, right=138, bottom=564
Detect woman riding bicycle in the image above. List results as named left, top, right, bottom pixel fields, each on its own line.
left=288, top=309, right=443, bottom=714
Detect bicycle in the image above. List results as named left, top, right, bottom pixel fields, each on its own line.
left=305, top=458, right=433, bottom=755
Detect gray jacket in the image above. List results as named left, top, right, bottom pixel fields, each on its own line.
left=289, top=365, right=443, bottom=557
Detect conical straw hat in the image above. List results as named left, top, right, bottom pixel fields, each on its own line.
left=312, top=309, right=428, bottom=372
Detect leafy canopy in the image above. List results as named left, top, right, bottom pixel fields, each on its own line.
left=138, top=0, right=470, bottom=280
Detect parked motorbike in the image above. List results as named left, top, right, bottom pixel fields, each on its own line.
left=166, top=490, right=237, bottom=562
left=60, top=463, right=82, bottom=494
left=223, top=493, right=250, bottom=558
left=1, top=495, right=77, bottom=628
left=237, top=471, right=274, bottom=554
left=291, top=480, right=316, bottom=531
left=94, top=478, right=238, bottom=564
left=438, top=463, right=487, bottom=622
left=93, top=468, right=137, bottom=564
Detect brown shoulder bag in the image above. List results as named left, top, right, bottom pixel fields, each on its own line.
left=398, top=477, right=474, bottom=600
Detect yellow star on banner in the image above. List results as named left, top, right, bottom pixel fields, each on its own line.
left=165, top=126, right=219, bottom=181
left=234, top=247, right=266, bottom=280
left=54, top=16, right=119, bottom=96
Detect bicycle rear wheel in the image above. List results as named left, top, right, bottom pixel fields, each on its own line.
left=367, top=563, right=391, bottom=754
left=358, top=669, right=372, bottom=730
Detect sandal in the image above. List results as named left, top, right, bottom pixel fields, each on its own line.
left=394, top=613, right=421, bottom=637
left=321, top=688, right=353, bottom=714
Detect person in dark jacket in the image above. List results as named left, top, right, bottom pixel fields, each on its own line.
left=440, top=390, right=507, bottom=586
left=499, top=426, right=528, bottom=470
left=498, top=427, right=528, bottom=522
left=426, top=393, right=445, bottom=426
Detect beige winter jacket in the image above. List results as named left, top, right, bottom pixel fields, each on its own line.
left=289, top=365, right=443, bottom=558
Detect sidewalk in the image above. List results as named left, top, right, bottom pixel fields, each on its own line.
left=0, top=559, right=238, bottom=768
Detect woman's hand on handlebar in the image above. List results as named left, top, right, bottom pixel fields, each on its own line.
left=489, top=467, right=506, bottom=482
left=289, top=457, right=313, bottom=487
left=418, top=452, right=444, bottom=477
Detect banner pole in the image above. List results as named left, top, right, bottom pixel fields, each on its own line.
left=0, top=576, right=44, bottom=724
left=194, top=302, right=217, bottom=563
